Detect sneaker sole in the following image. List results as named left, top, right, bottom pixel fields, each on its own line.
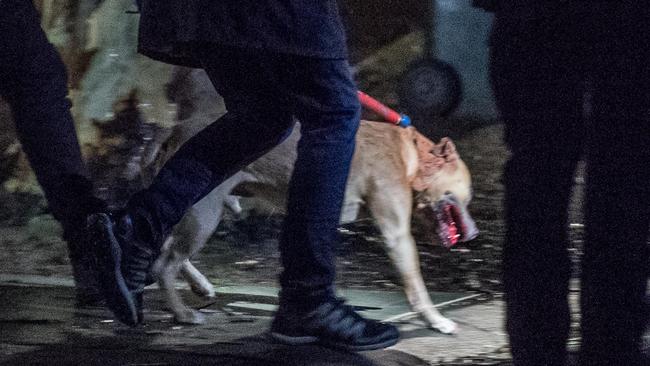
left=270, top=332, right=319, bottom=345
left=87, top=213, right=138, bottom=326
left=270, top=332, right=399, bottom=352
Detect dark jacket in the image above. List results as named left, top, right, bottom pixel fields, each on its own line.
left=137, top=0, right=348, bottom=67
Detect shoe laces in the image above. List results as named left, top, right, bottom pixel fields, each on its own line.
left=310, top=299, right=367, bottom=338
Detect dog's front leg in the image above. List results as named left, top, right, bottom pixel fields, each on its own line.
left=368, top=191, right=458, bottom=334
left=384, top=232, right=458, bottom=334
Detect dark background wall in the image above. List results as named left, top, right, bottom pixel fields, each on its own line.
left=340, top=0, right=429, bottom=63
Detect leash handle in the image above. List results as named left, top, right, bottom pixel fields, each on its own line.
left=357, top=91, right=411, bottom=127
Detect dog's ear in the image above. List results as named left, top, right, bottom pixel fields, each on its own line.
left=411, top=132, right=445, bottom=191
left=411, top=134, right=458, bottom=192
left=434, top=137, right=459, bottom=164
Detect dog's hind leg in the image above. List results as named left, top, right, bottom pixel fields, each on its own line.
left=159, top=190, right=229, bottom=324
left=180, top=259, right=215, bottom=298
left=158, top=173, right=251, bottom=323
left=367, top=188, right=458, bottom=334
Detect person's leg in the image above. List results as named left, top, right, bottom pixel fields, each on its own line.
left=490, top=9, right=587, bottom=366
left=88, top=45, right=298, bottom=325
left=267, top=54, right=398, bottom=351
left=580, top=5, right=650, bottom=365
left=0, top=0, right=105, bottom=304
left=275, top=56, right=360, bottom=305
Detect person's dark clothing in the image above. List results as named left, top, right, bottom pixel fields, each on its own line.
left=0, top=0, right=105, bottom=301
left=127, top=43, right=360, bottom=303
left=490, top=4, right=649, bottom=366
left=137, top=0, right=348, bottom=67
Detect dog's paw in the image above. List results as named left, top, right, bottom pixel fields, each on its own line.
left=190, top=281, right=215, bottom=299
left=431, top=318, right=458, bottom=334
left=174, top=308, right=207, bottom=325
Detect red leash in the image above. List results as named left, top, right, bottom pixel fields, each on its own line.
left=357, top=91, right=411, bottom=127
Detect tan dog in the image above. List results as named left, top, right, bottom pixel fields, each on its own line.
left=150, top=120, right=478, bottom=334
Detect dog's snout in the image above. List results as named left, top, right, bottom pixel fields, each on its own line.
left=460, top=210, right=479, bottom=242
left=462, top=227, right=479, bottom=242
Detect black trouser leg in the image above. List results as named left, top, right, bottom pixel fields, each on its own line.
left=492, top=6, right=650, bottom=365
left=490, top=10, right=586, bottom=365
left=0, top=0, right=104, bottom=301
left=579, top=6, right=650, bottom=364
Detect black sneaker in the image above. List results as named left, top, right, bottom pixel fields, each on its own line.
left=112, top=213, right=158, bottom=324
left=270, top=298, right=400, bottom=351
left=87, top=212, right=157, bottom=326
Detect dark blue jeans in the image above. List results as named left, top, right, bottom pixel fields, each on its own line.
left=491, top=5, right=649, bottom=366
left=128, top=44, right=360, bottom=303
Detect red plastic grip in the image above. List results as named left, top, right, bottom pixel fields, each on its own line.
left=357, top=91, right=402, bottom=126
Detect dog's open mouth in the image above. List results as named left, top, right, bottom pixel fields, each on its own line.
left=436, top=202, right=462, bottom=248
left=419, top=194, right=479, bottom=249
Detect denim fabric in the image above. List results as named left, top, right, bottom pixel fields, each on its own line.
left=491, top=5, right=649, bottom=366
left=128, top=44, right=360, bottom=301
left=0, top=0, right=99, bottom=231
